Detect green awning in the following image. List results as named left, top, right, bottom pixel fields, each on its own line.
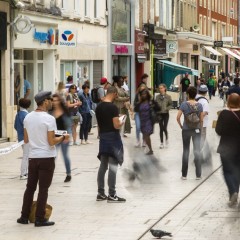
left=155, top=60, right=199, bottom=89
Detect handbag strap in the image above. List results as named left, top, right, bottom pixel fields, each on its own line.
left=232, top=111, right=240, bottom=123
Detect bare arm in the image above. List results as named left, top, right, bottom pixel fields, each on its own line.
left=47, top=131, right=70, bottom=146
left=24, top=128, right=29, bottom=144
left=113, top=117, right=124, bottom=129
left=176, top=110, right=183, bottom=129
left=24, top=89, right=30, bottom=98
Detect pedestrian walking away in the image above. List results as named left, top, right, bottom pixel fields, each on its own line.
left=14, top=98, right=31, bottom=180
left=215, top=93, right=240, bottom=208
left=176, top=86, right=203, bottom=180
left=180, top=73, right=191, bottom=103
left=52, top=94, right=72, bottom=183
left=207, top=73, right=215, bottom=100
left=95, top=86, right=126, bottom=203
left=17, top=91, right=70, bottom=227
left=195, top=85, right=211, bottom=163
left=155, top=84, right=172, bottom=149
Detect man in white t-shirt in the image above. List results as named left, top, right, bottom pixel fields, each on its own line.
left=195, top=85, right=211, bottom=162
left=17, top=91, right=69, bottom=227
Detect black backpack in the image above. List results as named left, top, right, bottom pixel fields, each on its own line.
left=91, top=87, right=101, bottom=103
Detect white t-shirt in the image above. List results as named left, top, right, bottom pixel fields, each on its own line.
left=196, top=94, right=209, bottom=128
left=122, top=82, right=129, bottom=92
left=24, top=111, right=57, bottom=158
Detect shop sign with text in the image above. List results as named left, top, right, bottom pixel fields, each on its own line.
left=135, top=30, right=145, bottom=54
left=33, top=28, right=55, bottom=44
left=58, top=29, right=77, bottom=47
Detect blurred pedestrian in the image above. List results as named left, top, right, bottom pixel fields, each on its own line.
left=14, top=98, right=31, bottom=180
left=227, top=77, right=240, bottom=96
left=113, top=76, right=131, bottom=136
left=66, top=84, right=82, bottom=145
left=176, top=86, right=203, bottom=180
left=17, top=91, right=69, bottom=226
left=207, top=73, right=215, bottom=100
left=52, top=94, right=72, bottom=182
left=155, top=84, right=172, bottom=149
left=180, top=73, right=191, bottom=103
left=139, top=89, right=155, bottom=155
left=216, top=93, right=240, bottom=207
left=195, top=85, right=211, bottom=163
left=133, top=84, right=147, bottom=147
left=56, top=81, right=68, bottom=101
left=95, top=86, right=126, bottom=203
left=78, top=84, right=93, bottom=145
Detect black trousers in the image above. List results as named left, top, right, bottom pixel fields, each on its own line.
left=21, top=158, right=55, bottom=221
left=159, top=113, right=169, bottom=143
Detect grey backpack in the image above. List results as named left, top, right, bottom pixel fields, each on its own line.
left=185, top=103, right=200, bottom=129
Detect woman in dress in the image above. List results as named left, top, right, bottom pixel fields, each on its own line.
left=139, top=89, right=154, bottom=155
left=216, top=93, right=240, bottom=207
left=52, top=94, right=72, bottom=182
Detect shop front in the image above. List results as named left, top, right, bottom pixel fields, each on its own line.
left=14, top=18, right=58, bottom=111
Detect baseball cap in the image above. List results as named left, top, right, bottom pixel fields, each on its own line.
left=100, top=77, right=107, bottom=84
left=34, top=91, right=52, bottom=104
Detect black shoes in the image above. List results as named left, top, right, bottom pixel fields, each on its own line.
left=35, top=219, right=55, bottom=227
left=64, top=175, right=71, bottom=182
left=96, top=193, right=108, bottom=201
left=17, top=217, right=29, bottom=224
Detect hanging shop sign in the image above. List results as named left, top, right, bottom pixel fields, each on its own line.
left=166, top=40, right=178, bottom=53
left=33, top=28, right=55, bottom=44
left=58, top=29, right=77, bottom=47
left=135, top=30, right=145, bottom=54
left=152, top=39, right=166, bottom=55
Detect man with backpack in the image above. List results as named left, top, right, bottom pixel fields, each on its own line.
left=91, top=77, right=109, bottom=104
left=176, top=86, right=203, bottom=180
left=195, top=85, right=211, bottom=163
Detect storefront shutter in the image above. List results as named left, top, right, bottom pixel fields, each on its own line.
left=93, top=61, right=103, bottom=88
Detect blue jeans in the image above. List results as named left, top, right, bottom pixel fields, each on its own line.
left=80, top=113, right=92, bottom=141
left=182, top=129, right=201, bottom=178
left=208, top=86, right=214, bottom=99
left=57, top=142, right=71, bottom=175
left=134, top=112, right=141, bottom=141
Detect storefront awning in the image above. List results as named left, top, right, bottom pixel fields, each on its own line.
left=200, top=55, right=220, bottom=65
left=220, top=48, right=240, bottom=61
left=155, top=60, right=199, bottom=89
left=203, top=46, right=222, bottom=56
left=159, top=60, right=199, bottom=76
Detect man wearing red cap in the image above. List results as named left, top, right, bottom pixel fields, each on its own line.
left=98, top=77, right=109, bottom=102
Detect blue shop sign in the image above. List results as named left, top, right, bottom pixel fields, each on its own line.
left=33, top=28, right=55, bottom=44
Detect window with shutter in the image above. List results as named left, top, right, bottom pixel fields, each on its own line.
left=93, top=61, right=103, bottom=88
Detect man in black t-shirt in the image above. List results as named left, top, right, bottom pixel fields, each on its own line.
left=180, top=73, right=191, bottom=103
left=95, top=86, right=126, bottom=203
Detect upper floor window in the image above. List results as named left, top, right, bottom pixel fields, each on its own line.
left=85, top=0, right=90, bottom=16
left=112, top=0, right=131, bottom=43
left=74, top=0, right=80, bottom=15
left=35, top=0, right=44, bottom=4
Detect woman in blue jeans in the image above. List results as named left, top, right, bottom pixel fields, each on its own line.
left=78, top=84, right=93, bottom=145
left=176, top=87, right=203, bottom=180
left=52, top=94, right=72, bottom=182
left=134, top=84, right=147, bottom=147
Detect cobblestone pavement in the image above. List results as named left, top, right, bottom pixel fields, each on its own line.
left=0, top=95, right=227, bottom=240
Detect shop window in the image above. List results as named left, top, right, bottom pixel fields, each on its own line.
left=24, top=50, right=34, bottom=60
left=112, top=0, right=131, bottom=43
left=77, top=62, right=90, bottom=86
left=60, top=61, right=74, bottom=82
left=37, top=50, right=43, bottom=60
left=93, top=61, right=103, bottom=87
left=14, top=49, right=23, bottom=60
